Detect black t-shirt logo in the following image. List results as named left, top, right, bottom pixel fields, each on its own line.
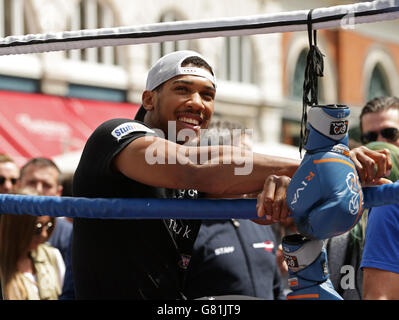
left=176, top=189, right=198, bottom=199
left=168, top=219, right=192, bottom=239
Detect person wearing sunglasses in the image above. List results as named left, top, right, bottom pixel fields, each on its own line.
left=0, top=154, right=19, bottom=194
left=0, top=188, right=65, bottom=300
left=360, top=96, right=399, bottom=147
left=18, top=158, right=71, bottom=263
left=359, top=141, right=399, bottom=300
left=358, top=98, right=399, bottom=300
left=18, top=157, right=74, bottom=299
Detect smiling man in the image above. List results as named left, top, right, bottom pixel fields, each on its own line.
left=141, top=54, right=215, bottom=137
left=71, top=50, right=389, bottom=300
left=72, top=50, right=302, bottom=300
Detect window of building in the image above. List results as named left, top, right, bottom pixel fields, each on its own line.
left=0, top=1, right=40, bottom=92
left=67, top=84, right=126, bottom=102
left=367, top=64, right=390, bottom=101
left=0, top=0, right=28, bottom=37
left=0, top=75, right=39, bottom=93
left=291, top=49, right=307, bottom=100
left=66, top=0, right=120, bottom=66
left=220, top=36, right=255, bottom=84
left=149, top=11, right=191, bottom=67
left=291, top=48, right=324, bottom=102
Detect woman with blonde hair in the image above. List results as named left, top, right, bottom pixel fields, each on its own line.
left=0, top=188, right=65, bottom=300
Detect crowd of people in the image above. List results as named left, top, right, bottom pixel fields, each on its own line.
left=0, top=50, right=398, bottom=300
left=0, top=156, right=72, bottom=299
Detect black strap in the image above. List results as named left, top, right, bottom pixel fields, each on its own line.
left=299, top=9, right=325, bottom=156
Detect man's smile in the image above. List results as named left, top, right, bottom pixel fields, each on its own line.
left=176, top=112, right=205, bottom=129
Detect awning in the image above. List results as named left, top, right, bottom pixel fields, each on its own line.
left=65, top=97, right=139, bottom=137
left=0, top=90, right=140, bottom=172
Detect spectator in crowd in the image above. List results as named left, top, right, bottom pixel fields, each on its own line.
left=58, top=235, right=74, bottom=299
left=361, top=140, right=399, bottom=299
left=0, top=154, right=19, bottom=194
left=184, top=121, right=285, bottom=300
left=18, top=157, right=74, bottom=298
left=0, top=154, right=20, bottom=299
left=359, top=96, right=399, bottom=148
left=0, top=188, right=65, bottom=300
left=58, top=173, right=75, bottom=300
left=327, top=96, right=399, bottom=299
left=19, top=158, right=72, bottom=262
left=327, top=218, right=366, bottom=299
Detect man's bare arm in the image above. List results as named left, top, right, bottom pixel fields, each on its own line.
left=363, top=267, right=399, bottom=300
left=114, top=136, right=299, bottom=195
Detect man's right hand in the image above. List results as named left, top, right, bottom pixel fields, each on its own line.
left=254, top=175, right=291, bottom=225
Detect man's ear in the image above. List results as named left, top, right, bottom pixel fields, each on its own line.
left=142, top=90, right=156, bottom=111
left=56, top=185, right=63, bottom=197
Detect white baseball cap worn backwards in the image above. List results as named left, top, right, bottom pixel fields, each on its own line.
left=145, top=50, right=217, bottom=91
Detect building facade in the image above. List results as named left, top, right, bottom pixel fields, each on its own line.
left=0, top=0, right=398, bottom=169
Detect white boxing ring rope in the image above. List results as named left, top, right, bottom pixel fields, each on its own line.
left=0, top=0, right=398, bottom=219
left=0, top=0, right=397, bottom=56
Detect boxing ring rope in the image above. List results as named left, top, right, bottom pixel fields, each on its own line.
left=0, top=0, right=397, bottom=56
left=0, top=184, right=398, bottom=219
left=0, top=195, right=260, bottom=219
left=0, top=0, right=399, bottom=219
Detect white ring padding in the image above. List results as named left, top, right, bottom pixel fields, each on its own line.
left=0, top=0, right=398, bottom=56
